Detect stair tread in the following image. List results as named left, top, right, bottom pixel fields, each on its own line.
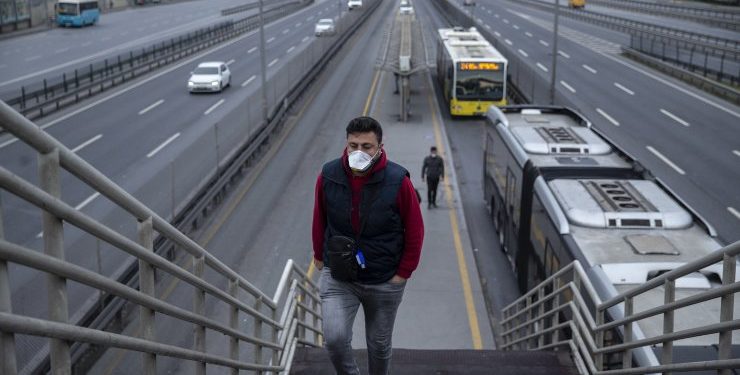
left=290, top=348, right=579, bottom=375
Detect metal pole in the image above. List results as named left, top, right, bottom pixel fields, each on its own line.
left=718, top=253, right=736, bottom=375
left=258, top=0, right=269, bottom=122
left=39, top=148, right=71, bottom=374
left=0, top=192, right=18, bottom=375
left=193, top=255, right=206, bottom=375
left=254, top=300, right=263, bottom=375
left=138, top=217, right=156, bottom=375
left=662, top=279, right=675, bottom=375
left=229, top=279, right=239, bottom=375
left=623, top=296, right=633, bottom=369
left=549, top=0, right=560, bottom=105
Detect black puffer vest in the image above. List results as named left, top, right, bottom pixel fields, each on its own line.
left=322, top=158, right=408, bottom=284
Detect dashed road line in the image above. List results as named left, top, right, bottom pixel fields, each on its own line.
left=518, top=49, right=528, bottom=57
left=536, top=63, right=548, bottom=72
left=582, top=64, right=597, bottom=74
left=75, top=192, right=101, bottom=210
left=71, top=134, right=103, bottom=153
left=647, top=146, right=685, bottom=175
left=525, top=32, right=532, bottom=37
left=560, top=81, right=576, bottom=93
left=226, top=59, right=235, bottom=66
left=267, top=37, right=275, bottom=43
left=558, top=50, right=570, bottom=58
left=25, top=55, right=41, bottom=62
left=614, top=82, right=634, bottom=95
left=494, top=31, right=501, bottom=37
left=147, top=132, right=180, bottom=158
left=287, top=46, right=295, bottom=53
left=242, top=75, right=256, bottom=87
left=503, top=19, right=509, bottom=23
left=282, top=28, right=290, bottom=34
left=204, top=99, right=225, bottom=115
left=539, top=40, right=548, bottom=46
left=248, top=46, right=257, bottom=53
left=505, top=39, right=512, bottom=45
left=660, top=109, right=689, bottom=127
left=495, top=14, right=500, bottom=18
left=81, top=41, right=92, bottom=47
left=513, top=25, right=519, bottom=30
left=728, top=207, right=740, bottom=221
left=733, top=150, right=740, bottom=158
left=268, top=58, right=279, bottom=68
left=302, top=36, right=310, bottom=42
left=485, top=24, right=491, bottom=29
left=138, top=99, right=165, bottom=115
left=55, top=48, right=70, bottom=54
left=596, top=108, right=619, bottom=126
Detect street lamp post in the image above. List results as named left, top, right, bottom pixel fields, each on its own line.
left=549, top=0, right=560, bottom=105
left=258, top=0, right=268, bottom=122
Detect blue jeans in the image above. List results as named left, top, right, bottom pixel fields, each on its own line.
left=319, top=268, right=406, bottom=375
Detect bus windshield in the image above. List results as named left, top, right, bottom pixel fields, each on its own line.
left=57, top=3, right=79, bottom=16
left=455, top=69, right=505, bottom=101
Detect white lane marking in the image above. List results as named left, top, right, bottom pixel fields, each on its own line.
left=75, top=192, right=101, bottom=210
left=267, top=37, right=275, bottom=43
left=728, top=207, right=740, bottom=220
left=36, top=232, right=43, bottom=238
left=25, top=55, right=41, bottom=62
left=241, top=75, right=256, bottom=87
left=55, top=48, right=70, bottom=54
left=248, top=46, right=257, bottom=53
left=660, top=109, right=689, bottom=127
left=495, top=14, right=500, bottom=18
left=539, top=40, right=549, bottom=46
left=306, top=16, right=313, bottom=21
left=477, top=18, right=484, bottom=23
left=558, top=50, right=570, bottom=58
left=494, top=31, right=501, bottom=37
left=596, top=108, right=619, bottom=126
left=226, top=59, right=235, bottom=66
left=646, top=146, right=686, bottom=175
left=560, top=81, right=576, bottom=93
left=525, top=32, right=532, bottom=37
left=600, top=50, right=740, bottom=119
left=537, top=63, right=548, bottom=72
left=485, top=24, right=491, bottom=29
left=138, top=99, right=165, bottom=115
left=518, top=49, right=528, bottom=57
left=81, top=41, right=92, bottom=47
left=268, top=58, right=279, bottom=68
left=733, top=150, right=740, bottom=158
left=505, top=39, right=512, bottom=45
left=204, top=99, right=225, bottom=115
left=71, top=134, right=103, bottom=153
left=121, top=31, right=129, bottom=36
left=101, top=36, right=112, bottom=41
left=582, top=64, right=597, bottom=74
left=287, top=46, right=296, bottom=53
left=147, top=133, right=181, bottom=158
left=302, top=36, right=310, bottom=42
left=503, top=19, right=509, bottom=24
left=0, top=138, right=18, bottom=149
left=282, top=28, right=290, bottom=34
left=513, top=25, right=519, bottom=30
left=488, top=9, right=492, bottom=14
left=296, top=22, right=302, bottom=27
left=614, top=82, right=635, bottom=96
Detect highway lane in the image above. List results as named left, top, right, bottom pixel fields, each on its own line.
left=1, top=0, right=341, bottom=248
left=87, top=0, right=395, bottom=372
left=448, top=0, right=740, bottom=243
left=0, top=0, right=266, bottom=95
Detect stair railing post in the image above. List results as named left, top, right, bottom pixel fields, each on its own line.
left=138, top=217, right=156, bottom=375
left=718, top=253, right=736, bottom=375
left=39, top=148, right=71, bottom=374
left=662, top=279, right=675, bottom=375
left=622, top=297, right=634, bottom=369
left=0, top=192, right=18, bottom=374
left=254, top=299, right=263, bottom=375
left=193, top=255, right=206, bottom=375
left=229, top=278, right=239, bottom=375
left=595, top=309, right=604, bottom=371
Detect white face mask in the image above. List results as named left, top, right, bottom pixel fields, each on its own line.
left=348, top=149, right=379, bottom=172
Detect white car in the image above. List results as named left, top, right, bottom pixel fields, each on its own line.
left=399, top=3, right=413, bottom=14
left=188, top=62, right=231, bottom=93
left=314, top=18, right=336, bottom=36
left=347, top=0, right=362, bottom=10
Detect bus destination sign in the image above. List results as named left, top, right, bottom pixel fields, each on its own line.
left=459, top=62, right=500, bottom=71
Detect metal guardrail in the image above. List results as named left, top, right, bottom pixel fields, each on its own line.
left=0, top=99, right=323, bottom=374
left=587, top=0, right=740, bottom=31
left=1, top=1, right=308, bottom=121
left=221, top=1, right=261, bottom=16
left=514, top=0, right=740, bottom=60
left=500, top=241, right=739, bottom=375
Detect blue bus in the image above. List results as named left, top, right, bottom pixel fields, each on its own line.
left=56, top=0, right=100, bottom=27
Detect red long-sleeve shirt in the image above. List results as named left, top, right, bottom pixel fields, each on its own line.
left=312, top=150, right=424, bottom=279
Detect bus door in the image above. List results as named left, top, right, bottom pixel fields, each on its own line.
left=503, top=168, right=518, bottom=263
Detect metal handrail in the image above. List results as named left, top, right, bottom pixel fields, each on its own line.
left=500, top=240, right=739, bottom=374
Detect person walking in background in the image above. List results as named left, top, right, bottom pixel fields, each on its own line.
left=312, top=116, right=424, bottom=375
left=421, top=146, right=444, bottom=209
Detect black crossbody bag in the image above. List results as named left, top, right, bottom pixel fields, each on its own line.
left=326, top=184, right=381, bottom=282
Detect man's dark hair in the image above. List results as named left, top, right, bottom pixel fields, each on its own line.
left=430, top=146, right=437, bottom=152
left=346, top=116, right=383, bottom=143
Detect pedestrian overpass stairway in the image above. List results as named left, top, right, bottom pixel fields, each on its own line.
left=290, top=347, right=579, bottom=375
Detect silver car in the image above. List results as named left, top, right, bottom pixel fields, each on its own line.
left=314, top=18, right=336, bottom=36
left=188, top=62, right=231, bottom=93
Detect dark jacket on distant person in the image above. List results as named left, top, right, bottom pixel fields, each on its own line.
left=421, top=155, right=444, bottom=180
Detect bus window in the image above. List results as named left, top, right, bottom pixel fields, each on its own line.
left=57, top=2, right=78, bottom=15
